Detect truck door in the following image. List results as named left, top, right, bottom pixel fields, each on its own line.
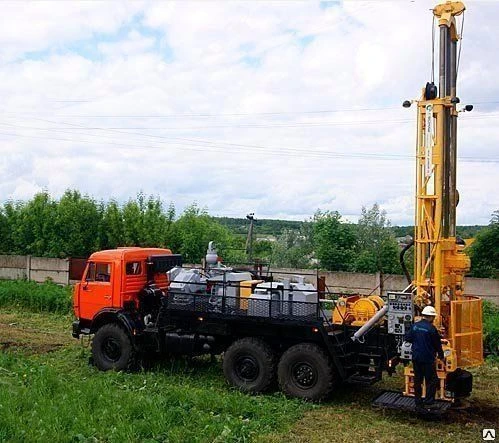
left=79, top=261, right=114, bottom=320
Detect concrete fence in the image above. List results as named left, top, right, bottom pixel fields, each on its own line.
left=0, top=254, right=497, bottom=305
left=267, top=267, right=499, bottom=305
left=0, top=254, right=70, bottom=285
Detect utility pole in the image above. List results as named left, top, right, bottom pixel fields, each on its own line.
left=245, top=213, right=256, bottom=262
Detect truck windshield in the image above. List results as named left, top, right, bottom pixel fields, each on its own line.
left=86, top=262, right=112, bottom=283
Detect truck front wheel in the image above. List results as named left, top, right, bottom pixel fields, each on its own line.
left=92, top=323, right=135, bottom=371
left=223, top=337, right=275, bottom=393
left=278, top=343, right=335, bottom=401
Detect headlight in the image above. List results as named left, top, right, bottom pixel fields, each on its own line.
left=444, top=349, right=451, bottom=357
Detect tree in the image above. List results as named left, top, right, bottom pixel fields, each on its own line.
left=117, top=194, right=176, bottom=249
left=1, top=200, right=27, bottom=254
left=170, top=204, right=235, bottom=264
left=271, top=225, right=313, bottom=269
left=0, top=206, right=9, bottom=254
left=15, top=192, right=59, bottom=257
left=253, top=240, right=273, bottom=262
left=122, top=194, right=145, bottom=246
left=469, top=210, right=499, bottom=278
left=312, top=210, right=356, bottom=271
left=54, top=190, right=100, bottom=257
left=353, top=204, right=400, bottom=293
left=99, top=200, right=124, bottom=250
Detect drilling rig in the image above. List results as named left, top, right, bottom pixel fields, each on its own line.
left=401, top=0, right=483, bottom=401
left=72, top=0, right=484, bottom=412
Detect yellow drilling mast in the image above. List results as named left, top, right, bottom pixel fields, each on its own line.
left=402, top=1, right=483, bottom=398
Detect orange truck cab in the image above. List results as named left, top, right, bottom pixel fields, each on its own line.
left=72, top=247, right=181, bottom=340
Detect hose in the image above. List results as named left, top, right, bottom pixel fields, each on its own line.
left=400, top=238, right=414, bottom=287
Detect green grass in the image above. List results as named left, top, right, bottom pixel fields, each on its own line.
left=0, top=280, right=72, bottom=314
left=0, top=281, right=498, bottom=441
left=483, top=300, right=499, bottom=356
left=264, top=362, right=499, bottom=443
left=0, top=348, right=309, bottom=442
left=0, top=306, right=498, bottom=442
left=0, top=310, right=309, bottom=443
left=1, top=324, right=498, bottom=443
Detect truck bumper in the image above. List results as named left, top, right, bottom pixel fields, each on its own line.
left=72, top=321, right=81, bottom=338
left=72, top=320, right=93, bottom=338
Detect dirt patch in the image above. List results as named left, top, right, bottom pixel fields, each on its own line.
left=0, top=339, right=65, bottom=354
left=0, top=318, right=72, bottom=355
left=447, top=399, right=499, bottom=426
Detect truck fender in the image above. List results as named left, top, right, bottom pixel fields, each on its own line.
left=91, top=308, right=141, bottom=349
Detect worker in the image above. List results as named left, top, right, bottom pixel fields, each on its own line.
left=404, top=306, right=444, bottom=409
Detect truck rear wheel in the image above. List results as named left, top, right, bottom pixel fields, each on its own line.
left=223, top=337, right=275, bottom=393
left=92, top=323, right=135, bottom=371
left=278, top=343, right=335, bottom=401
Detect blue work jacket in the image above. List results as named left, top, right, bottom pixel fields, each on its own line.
left=404, top=318, right=444, bottom=363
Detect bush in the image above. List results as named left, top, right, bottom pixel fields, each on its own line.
left=483, top=300, right=499, bottom=357
left=0, top=279, right=72, bottom=314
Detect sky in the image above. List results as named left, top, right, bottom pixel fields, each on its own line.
left=0, top=0, right=498, bottom=225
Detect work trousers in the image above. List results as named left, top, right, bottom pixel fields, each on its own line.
left=413, top=360, right=438, bottom=405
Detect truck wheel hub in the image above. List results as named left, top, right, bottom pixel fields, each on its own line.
left=102, top=338, right=121, bottom=362
left=235, top=356, right=259, bottom=382
left=292, top=362, right=317, bottom=388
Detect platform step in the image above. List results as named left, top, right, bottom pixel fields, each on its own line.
left=372, top=391, right=452, bottom=415
left=354, top=363, right=378, bottom=369
left=357, top=353, right=382, bottom=358
left=347, top=374, right=380, bottom=385
left=338, top=352, right=357, bottom=360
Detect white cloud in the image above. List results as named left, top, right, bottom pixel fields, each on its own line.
left=0, top=0, right=498, bottom=226
left=98, top=31, right=157, bottom=57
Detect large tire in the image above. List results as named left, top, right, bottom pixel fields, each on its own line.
left=92, top=323, right=135, bottom=371
left=223, top=337, right=275, bottom=393
left=278, top=343, right=335, bottom=401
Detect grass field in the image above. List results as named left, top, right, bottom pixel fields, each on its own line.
left=0, top=281, right=498, bottom=442
left=1, top=308, right=498, bottom=442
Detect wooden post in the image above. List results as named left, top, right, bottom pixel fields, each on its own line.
left=26, top=255, right=31, bottom=281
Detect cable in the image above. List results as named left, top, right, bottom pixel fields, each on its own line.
left=0, top=120, right=412, bottom=159
left=0, top=128, right=413, bottom=161
left=18, top=114, right=498, bottom=129
left=1, top=100, right=497, bottom=120
left=5, top=115, right=499, bottom=159
left=14, top=118, right=415, bottom=130
left=2, top=111, right=499, bottom=161
left=4, top=111, right=499, bottom=132
left=0, top=127, right=497, bottom=164
left=457, top=11, right=465, bottom=74
left=431, top=14, right=435, bottom=83
left=0, top=105, right=403, bottom=119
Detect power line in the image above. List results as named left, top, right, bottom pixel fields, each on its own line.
left=3, top=114, right=499, bottom=162
left=2, top=117, right=497, bottom=161
left=1, top=101, right=498, bottom=119
left=0, top=125, right=497, bottom=164
left=3, top=113, right=498, bottom=132
left=0, top=105, right=402, bottom=119
left=0, top=125, right=411, bottom=160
